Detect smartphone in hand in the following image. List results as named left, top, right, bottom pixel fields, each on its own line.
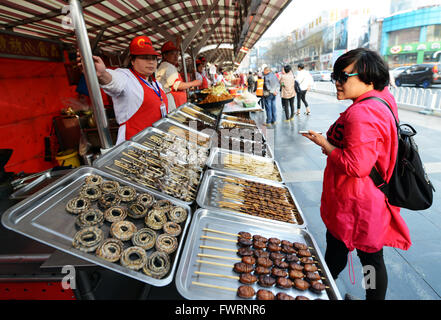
left=298, top=130, right=322, bottom=134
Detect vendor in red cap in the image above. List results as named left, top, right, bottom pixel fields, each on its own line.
left=77, top=35, right=168, bottom=145
left=156, top=38, right=202, bottom=112
left=195, top=59, right=210, bottom=90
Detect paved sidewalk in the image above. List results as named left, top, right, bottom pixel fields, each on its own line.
left=252, top=92, right=441, bottom=300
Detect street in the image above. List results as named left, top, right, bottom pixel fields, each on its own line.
left=252, top=91, right=441, bottom=300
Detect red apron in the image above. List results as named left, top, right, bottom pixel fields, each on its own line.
left=198, top=73, right=209, bottom=90
left=123, top=69, right=168, bottom=140
left=170, top=72, right=187, bottom=107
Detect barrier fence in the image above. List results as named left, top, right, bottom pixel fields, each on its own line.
left=311, top=82, right=441, bottom=114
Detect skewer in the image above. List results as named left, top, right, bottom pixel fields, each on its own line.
left=196, top=260, right=232, bottom=268
left=194, top=271, right=239, bottom=280
left=192, top=281, right=237, bottom=292
left=201, top=235, right=237, bottom=243
left=199, top=245, right=237, bottom=252
left=197, top=253, right=241, bottom=261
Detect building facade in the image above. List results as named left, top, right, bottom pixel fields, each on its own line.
left=381, top=5, right=441, bottom=68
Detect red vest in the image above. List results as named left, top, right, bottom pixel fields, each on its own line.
left=123, top=69, right=168, bottom=140
left=170, top=72, right=187, bottom=107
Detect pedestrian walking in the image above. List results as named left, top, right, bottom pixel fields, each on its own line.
left=295, top=63, right=313, bottom=115
left=263, top=67, right=280, bottom=126
left=279, top=65, right=296, bottom=121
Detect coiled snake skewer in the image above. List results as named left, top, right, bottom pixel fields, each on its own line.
left=143, top=251, right=171, bottom=279
left=72, top=226, right=103, bottom=253
left=96, top=238, right=124, bottom=262
left=120, top=246, right=148, bottom=271
left=155, top=234, right=178, bottom=254
left=132, top=228, right=157, bottom=250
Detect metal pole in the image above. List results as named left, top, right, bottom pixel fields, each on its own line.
left=180, top=43, right=189, bottom=82
left=69, top=0, right=113, bottom=151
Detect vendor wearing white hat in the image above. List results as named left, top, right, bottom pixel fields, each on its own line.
left=78, top=35, right=168, bottom=145
left=156, top=40, right=202, bottom=112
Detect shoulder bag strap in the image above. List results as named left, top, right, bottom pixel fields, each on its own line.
left=358, top=96, right=398, bottom=193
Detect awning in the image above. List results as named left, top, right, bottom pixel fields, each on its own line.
left=0, top=0, right=292, bottom=67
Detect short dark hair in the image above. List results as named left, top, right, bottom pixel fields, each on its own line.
left=333, top=48, right=390, bottom=90
left=298, top=63, right=304, bottom=69
left=284, top=65, right=291, bottom=73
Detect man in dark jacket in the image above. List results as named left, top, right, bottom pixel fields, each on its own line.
left=247, top=71, right=256, bottom=93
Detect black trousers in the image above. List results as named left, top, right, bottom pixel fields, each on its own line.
left=281, top=97, right=295, bottom=119
left=325, top=230, right=388, bottom=300
left=296, top=90, right=308, bottom=109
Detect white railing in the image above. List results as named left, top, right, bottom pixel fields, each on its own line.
left=310, top=82, right=441, bottom=114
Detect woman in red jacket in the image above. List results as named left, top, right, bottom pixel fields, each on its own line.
left=301, top=48, right=411, bottom=300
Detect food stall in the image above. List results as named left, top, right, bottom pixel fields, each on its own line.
left=0, top=0, right=341, bottom=301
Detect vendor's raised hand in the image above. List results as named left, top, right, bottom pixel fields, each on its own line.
left=76, top=49, right=111, bottom=85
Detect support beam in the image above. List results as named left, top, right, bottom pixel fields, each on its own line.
left=69, top=0, right=113, bottom=150
left=181, top=0, right=221, bottom=52
left=206, top=42, right=222, bottom=62
left=91, top=29, right=105, bottom=54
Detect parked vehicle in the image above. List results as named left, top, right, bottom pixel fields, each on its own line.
left=390, top=66, right=409, bottom=78
left=310, top=70, right=331, bottom=82
left=394, top=63, right=441, bottom=88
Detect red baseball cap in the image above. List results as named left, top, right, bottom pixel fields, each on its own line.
left=129, top=36, right=160, bottom=56
left=161, top=41, right=179, bottom=54
left=196, top=59, right=203, bottom=65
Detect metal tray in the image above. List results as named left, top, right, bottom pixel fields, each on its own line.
left=176, top=103, right=217, bottom=125
left=196, top=170, right=306, bottom=228
left=175, top=208, right=341, bottom=300
left=1, top=166, right=192, bottom=287
left=10, top=169, right=73, bottom=200
left=218, top=118, right=257, bottom=129
left=129, top=126, right=210, bottom=167
left=206, top=148, right=284, bottom=184
left=152, top=118, right=215, bottom=149
left=216, top=135, right=274, bottom=159
left=93, top=141, right=203, bottom=205
left=167, top=110, right=216, bottom=131
left=221, top=114, right=257, bottom=126
left=183, top=102, right=219, bottom=119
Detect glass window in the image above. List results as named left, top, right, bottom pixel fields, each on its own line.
left=427, top=24, right=441, bottom=42
left=388, top=27, right=421, bottom=46
left=424, top=51, right=439, bottom=63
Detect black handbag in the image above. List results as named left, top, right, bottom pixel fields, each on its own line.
left=361, top=97, right=435, bottom=210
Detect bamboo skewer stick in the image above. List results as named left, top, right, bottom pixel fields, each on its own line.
left=192, top=281, right=237, bottom=292
left=194, top=271, right=239, bottom=280
left=197, top=253, right=241, bottom=261
left=196, top=260, right=232, bottom=268
left=199, top=245, right=237, bottom=253
left=201, top=235, right=237, bottom=243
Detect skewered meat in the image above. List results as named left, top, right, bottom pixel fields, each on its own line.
left=277, top=277, right=293, bottom=289
left=258, top=275, right=276, bottom=287
left=254, top=266, right=271, bottom=275
left=310, top=281, right=327, bottom=293
left=242, top=256, right=256, bottom=265
left=298, top=249, right=312, bottom=257
left=238, top=238, right=253, bottom=247
left=253, top=241, right=267, bottom=249
left=289, top=269, right=305, bottom=280
left=281, top=240, right=293, bottom=247
left=257, top=257, right=273, bottom=268
left=285, top=254, right=299, bottom=263
left=268, top=237, right=281, bottom=245
left=234, top=262, right=254, bottom=273
left=237, top=285, right=255, bottom=299
left=269, top=252, right=285, bottom=261
left=304, top=264, right=318, bottom=273
left=253, top=235, right=267, bottom=242
left=306, top=272, right=321, bottom=281
left=256, top=289, right=275, bottom=300
left=237, top=247, right=254, bottom=256
left=281, top=245, right=297, bottom=254
left=276, top=292, right=295, bottom=300
left=300, top=257, right=315, bottom=264
left=273, top=259, right=289, bottom=269
left=271, top=268, right=288, bottom=278
left=254, top=249, right=270, bottom=258
left=296, top=295, right=310, bottom=300
left=238, top=231, right=252, bottom=239
left=294, top=279, right=310, bottom=291
left=294, top=242, right=308, bottom=250
left=239, top=273, right=258, bottom=284
left=289, top=262, right=304, bottom=271
left=267, top=243, right=281, bottom=252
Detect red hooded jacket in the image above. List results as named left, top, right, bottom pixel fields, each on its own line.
left=322, top=88, right=411, bottom=253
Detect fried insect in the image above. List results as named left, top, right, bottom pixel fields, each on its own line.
left=233, top=262, right=254, bottom=274
left=254, top=266, right=271, bottom=275
left=237, top=285, right=255, bottom=299
left=294, top=278, right=310, bottom=291
left=239, top=273, right=258, bottom=284
left=256, top=289, right=275, bottom=300
left=237, top=247, right=254, bottom=256
left=277, top=277, right=293, bottom=289
left=238, top=231, right=252, bottom=239
left=257, top=257, right=273, bottom=268
left=271, top=268, right=288, bottom=278
left=276, top=292, right=295, bottom=300
left=241, top=256, right=256, bottom=265
left=258, top=275, right=276, bottom=287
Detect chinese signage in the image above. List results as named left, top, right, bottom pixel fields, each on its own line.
left=388, top=41, right=441, bottom=55
left=0, top=31, right=63, bottom=62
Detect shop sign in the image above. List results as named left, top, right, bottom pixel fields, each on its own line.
left=388, top=41, right=441, bottom=55
left=0, top=31, right=63, bottom=62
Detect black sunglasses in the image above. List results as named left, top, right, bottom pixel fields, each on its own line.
left=331, top=71, right=359, bottom=84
